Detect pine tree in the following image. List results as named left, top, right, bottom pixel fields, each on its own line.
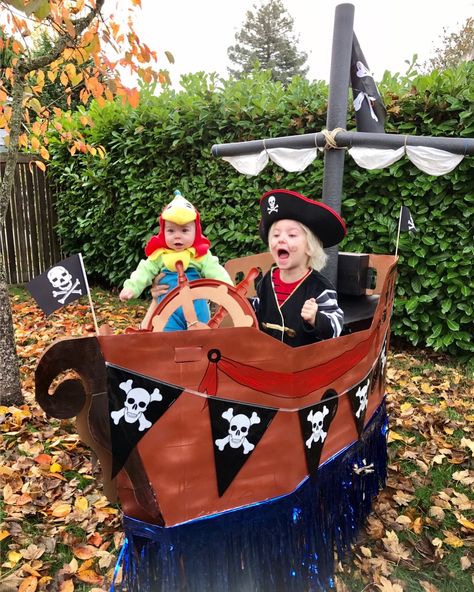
left=227, top=0, right=308, bottom=84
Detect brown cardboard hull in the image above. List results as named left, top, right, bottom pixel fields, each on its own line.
left=35, top=254, right=397, bottom=527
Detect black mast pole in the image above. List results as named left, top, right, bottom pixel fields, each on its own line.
left=321, top=3, right=355, bottom=285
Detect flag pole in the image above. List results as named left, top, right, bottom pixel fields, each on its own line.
left=79, top=253, right=100, bottom=334
left=394, top=205, right=403, bottom=257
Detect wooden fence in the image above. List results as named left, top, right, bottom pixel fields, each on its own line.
left=1, top=153, right=62, bottom=285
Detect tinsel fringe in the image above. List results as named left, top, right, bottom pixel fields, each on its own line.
left=111, top=400, right=388, bottom=592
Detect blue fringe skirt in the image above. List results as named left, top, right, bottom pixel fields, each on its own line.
left=112, top=400, right=388, bottom=592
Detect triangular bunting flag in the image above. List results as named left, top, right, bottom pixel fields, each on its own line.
left=370, top=338, right=388, bottom=397
left=208, top=398, right=277, bottom=497
left=348, top=373, right=373, bottom=436
left=107, top=364, right=183, bottom=478
left=26, top=253, right=88, bottom=316
left=298, top=389, right=339, bottom=476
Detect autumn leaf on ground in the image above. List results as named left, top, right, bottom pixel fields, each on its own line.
left=419, top=581, right=440, bottom=592
left=376, top=576, right=404, bottom=592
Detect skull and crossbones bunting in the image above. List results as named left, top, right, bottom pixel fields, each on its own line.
left=107, top=363, right=184, bottom=478
left=26, top=254, right=88, bottom=316
left=208, top=398, right=277, bottom=496
left=298, top=389, right=339, bottom=475
left=348, top=373, right=373, bottom=436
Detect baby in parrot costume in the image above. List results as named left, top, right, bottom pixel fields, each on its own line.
left=120, top=190, right=232, bottom=331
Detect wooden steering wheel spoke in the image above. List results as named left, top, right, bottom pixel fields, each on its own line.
left=144, top=266, right=259, bottom=332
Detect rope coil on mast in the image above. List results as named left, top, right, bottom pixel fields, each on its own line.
left=321, top=128, right=346, bottom=150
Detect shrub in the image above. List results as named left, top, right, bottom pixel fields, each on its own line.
left=46, top=67, right=474, bottom=359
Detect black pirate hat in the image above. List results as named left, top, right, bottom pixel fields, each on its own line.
left=259, top=189, right=346, bottom=248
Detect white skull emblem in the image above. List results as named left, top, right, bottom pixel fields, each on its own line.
left=229, top=414, right=251, bottom=447
left=380, top=344, right=387, bottom=374
left=267, top=195, right=278, bottom=214
left=215, top=407, right=261, bottom=454
left=355, top=379, right=370, bottom=419
left=306, top=405, right=329, bottom=448
left=47, top=266, right=72, bottom=291
left=110, top=379, right=163, bottom=431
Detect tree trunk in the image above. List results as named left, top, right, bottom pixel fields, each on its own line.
left=0, top=257, right=22, bottom=406
left=0, top=76, right=25, bottom=405
left=0, top=1, right=105, bottom=406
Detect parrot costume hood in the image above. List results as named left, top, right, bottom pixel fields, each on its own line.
left=145, top=191, right=211, bottom=263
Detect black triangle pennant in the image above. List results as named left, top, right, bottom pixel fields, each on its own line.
left=298, top=389, right=339, bottom=476
left=370, top=338, right=388, bottom=397
left=208, top=398, right=277, bottom=497
left=348, top=372, right=373, bottom=437
left=107, top=364, right=184, bottom=478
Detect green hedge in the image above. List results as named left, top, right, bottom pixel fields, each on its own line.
left=46, top=68, right=473, bottom=360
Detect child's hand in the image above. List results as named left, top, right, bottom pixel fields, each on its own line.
left=301, top=298, right=318, bottom=327
left=150, top=272, right=169, bottom=299
left=119, top=288, right=135, bottom=302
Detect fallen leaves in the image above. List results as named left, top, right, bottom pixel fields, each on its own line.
left=4, top=289, right=474, bottom=592
left=376, top=577, right=404, bottom=592
left=346, top=345, right=474, bottom=590
left=381, top=530, right=411, bottom=562
left=452, top=469, right=474, bottom=486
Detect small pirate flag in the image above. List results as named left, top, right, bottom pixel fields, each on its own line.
left=26, top=254, right=88, bottom=316
left=298, top=389, right=339, bottom=475
left=107, top=364, right=183, bottom=478
left=350, top=34, right=386, bottom=133
left=348, top=373, right=373, bottom=437
left=209, top=398, right=277, bottom=496
left=395, top=206, right=417, bottom=256
left=400, top=206, right=417, bottom=233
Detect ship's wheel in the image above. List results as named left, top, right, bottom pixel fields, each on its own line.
left=140, top=262, right=259, bottom=332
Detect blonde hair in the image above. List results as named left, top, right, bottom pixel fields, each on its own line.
left=300, top=222, right=327, bottom=271
left=268, top=220, right=327, bottom=271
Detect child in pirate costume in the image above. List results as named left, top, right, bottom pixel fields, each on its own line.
left=120, top=190, right=232, bottom=331
left=255, top=189, right=346, bottom=347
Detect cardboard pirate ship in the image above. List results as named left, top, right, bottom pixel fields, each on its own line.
left=33, top=2, right=472, bottom=589
left=35, top=245, right=396, bottom=590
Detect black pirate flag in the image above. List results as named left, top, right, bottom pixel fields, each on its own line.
left=350, top=34, right=386, bottom=133
left=107, top=364, right=183, bottom=478
left=209, top=398, right=277, bottom=497
left=348, top=373, right=373, bottom=437
left=26, top=254, right=88, bottom=316
left=400, top=206, right=417, bottom=233
left=298, top=389, right=339, bottom=476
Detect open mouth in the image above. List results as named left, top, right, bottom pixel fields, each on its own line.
left=277, top=248, right=289, bottom=260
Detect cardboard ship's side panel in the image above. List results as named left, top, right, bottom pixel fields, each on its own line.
left=35, top=255, right=396, bottom=527
left=97, top=256, right=397, bottom=525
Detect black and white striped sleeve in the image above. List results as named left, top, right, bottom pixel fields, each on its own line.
left=314, top=289, right=344, bottom=338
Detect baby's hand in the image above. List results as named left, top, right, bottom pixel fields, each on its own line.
left=301, top=298, right=318, bottom=327
left=119, top=288, right=135, bottom=302
left=150, top=272, right=169, bottom=299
